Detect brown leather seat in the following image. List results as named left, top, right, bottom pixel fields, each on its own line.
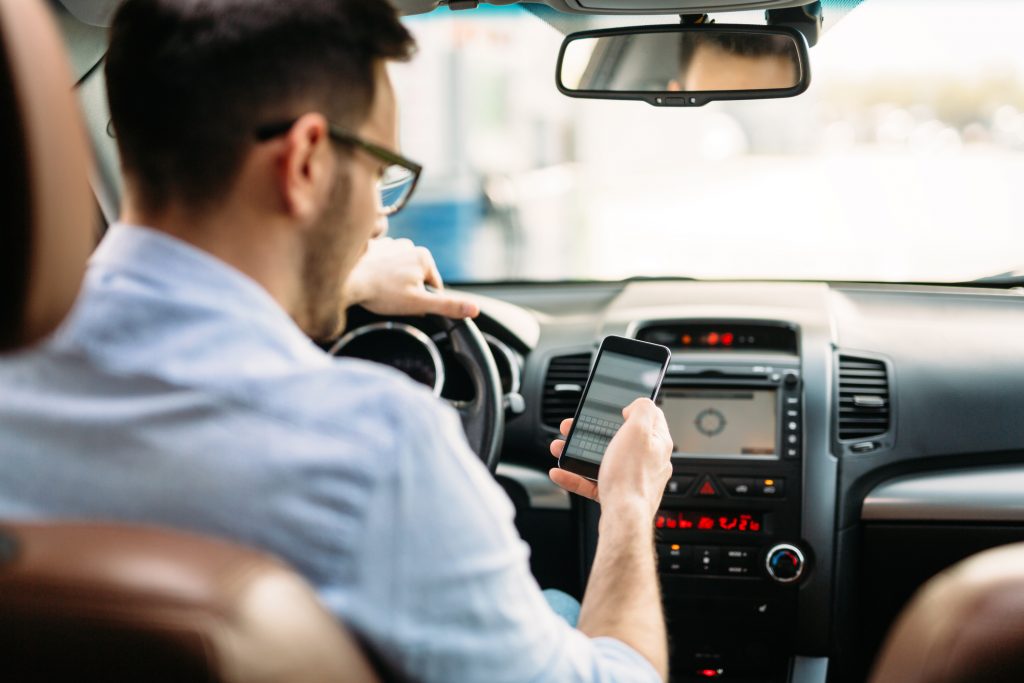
left=0, top=522, right=381, bottom=682
left=869, top=542, right=1024, bottom=683
left=0, top=1, right=380, bottom=681
left=0, top=0, right=93, bottom=349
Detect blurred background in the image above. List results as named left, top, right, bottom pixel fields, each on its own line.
left=388, top=0, right=1024, bottom=283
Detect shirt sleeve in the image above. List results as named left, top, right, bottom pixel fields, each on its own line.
left=342, top=387, right=662, bottom=683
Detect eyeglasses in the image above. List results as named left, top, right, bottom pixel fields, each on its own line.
left=255, top=119, right=422, bottom=217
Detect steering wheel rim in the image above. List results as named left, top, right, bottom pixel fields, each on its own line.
left=430, top=314, right=505, bottom=473
left=330, top=310, right=505, bottom=472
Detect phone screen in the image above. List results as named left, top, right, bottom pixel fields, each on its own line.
left=563, top=350, right=666, bottom=465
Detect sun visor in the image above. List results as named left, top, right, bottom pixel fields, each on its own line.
left=56, top=0, right=120, bottom=27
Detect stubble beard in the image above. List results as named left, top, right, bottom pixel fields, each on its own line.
left=298, top=179, right=350, bottom=342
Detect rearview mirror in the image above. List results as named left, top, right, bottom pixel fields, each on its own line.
left=556, top=25, right=810, bottom=107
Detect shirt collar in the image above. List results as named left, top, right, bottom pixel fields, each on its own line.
left=85, top=223, right=331, bottom=369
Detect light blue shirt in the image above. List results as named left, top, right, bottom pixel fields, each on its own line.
left=0, top=224, right=658, bottom=683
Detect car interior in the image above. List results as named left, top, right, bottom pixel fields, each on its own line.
left=5, top=0, right=1024, bottom=682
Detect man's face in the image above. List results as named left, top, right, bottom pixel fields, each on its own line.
left=301, top=61, right=397, bottom=339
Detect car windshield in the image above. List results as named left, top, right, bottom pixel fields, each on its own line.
left=389, top=0, right=1024, bottom=284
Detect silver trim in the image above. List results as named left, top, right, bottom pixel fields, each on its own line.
left=496, top=463, right=570, bottom=511
left=483, top=333, right=523, bottom=395
left=766, top=543, right=805, bottom=584
left=862, top=466, right=1024, bottom=522
left=329, top=322, right=445, bottom=397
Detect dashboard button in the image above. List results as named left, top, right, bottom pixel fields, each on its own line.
left=659, top=543, right=694, bottom=573
left=723, top=547, right=754, bottom=575
left=724, top=547, right=753, bottom=564
left=695, top=476, right=720, bottom=498
left=696, top=546, right=720, bottom=574
left=757, top=478, right=785, bottom=497
left=721, top=477, right=755, bottom=497
left=785, top=447, right=799, bottom=459
left=787, top=434, right=799, bottom=445
left=664, top=475, right=695, bottom=496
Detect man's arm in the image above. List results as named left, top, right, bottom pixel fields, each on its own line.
left=580, top=502, right=666, bottom=680
left=331, top=385, right=664, bottom=683
left=550, top=399, right=675, bottom=681
left=344, top=237, right=480, bottom=318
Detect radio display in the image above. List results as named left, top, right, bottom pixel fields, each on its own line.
left=656, top=510, right=763, bottom=532
left=658, top=388, right=777, bottom=457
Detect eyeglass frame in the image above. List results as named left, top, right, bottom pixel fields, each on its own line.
left=254, top=119, right=422, bottom=217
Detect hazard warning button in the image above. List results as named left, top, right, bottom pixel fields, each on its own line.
left=696, top=476, right=720, bottom=498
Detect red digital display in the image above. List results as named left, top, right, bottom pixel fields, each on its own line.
left=638, top=323, right=799, bottom=354
left=655, top=510, right=763, bottom=533
left=681, top=330, right=742, bottom=348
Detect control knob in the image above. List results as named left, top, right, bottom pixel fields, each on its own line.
left=766, top=544, right=805, bottom=583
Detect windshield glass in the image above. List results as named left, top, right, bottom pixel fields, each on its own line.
left=389, top=0, right=1024, bottom=284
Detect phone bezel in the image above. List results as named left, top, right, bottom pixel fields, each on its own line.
left=557, top=335, right=671, bottom=481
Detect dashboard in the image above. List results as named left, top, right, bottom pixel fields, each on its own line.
left=334, top=280, right=1024, bottom=683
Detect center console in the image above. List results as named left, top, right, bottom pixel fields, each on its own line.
left=635, top=321, right=807, bottom=682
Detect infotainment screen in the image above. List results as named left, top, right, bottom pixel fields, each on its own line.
left=658, top=388, right=777, bottom=457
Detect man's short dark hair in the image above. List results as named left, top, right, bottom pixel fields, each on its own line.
left=106, top=0, right=415, bottom=213
left=678, top=32, right=798, bottom=80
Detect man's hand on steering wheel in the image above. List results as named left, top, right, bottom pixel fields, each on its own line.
left=337, top=238, right=502, bottom=470
left=345, top=237, right=480, bottom=319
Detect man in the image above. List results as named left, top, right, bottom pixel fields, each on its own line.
left=669, top=32, right=800, bottom=92
left=0, top=1, right=673, bottom=681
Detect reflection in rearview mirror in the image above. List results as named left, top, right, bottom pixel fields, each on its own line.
left=558, top=27, right=809, bottom=107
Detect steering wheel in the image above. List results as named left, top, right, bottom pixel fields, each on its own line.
left=330, top=311, right=504, bottom=473
left=431, top=314, right=505, bottom=472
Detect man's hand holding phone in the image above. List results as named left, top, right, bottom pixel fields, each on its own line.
left=549, top=398, right=673, bottom=519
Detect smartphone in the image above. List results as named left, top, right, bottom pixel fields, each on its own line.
left=558, top=335, right=671, bottom=481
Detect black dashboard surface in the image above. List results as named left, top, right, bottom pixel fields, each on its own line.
left=460, top=279, right=1024, bottom=665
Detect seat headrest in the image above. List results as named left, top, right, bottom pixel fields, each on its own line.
left=0, top=521, right=382, bottom=682
left=870, top=542, right=1024, bottom=683
left=0, top=0, right=95, bottom=352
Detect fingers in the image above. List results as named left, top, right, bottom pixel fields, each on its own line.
left=549, top=418, right=573, bottom=458
left=410, top=289, right=480, bottom=319
left=412, top=247, right=479, bottom=318
left=549, top=468, right=599, bottom=502
left=622, top=397, right=658, bottom=422
left=417, top=246, right=444, bottom=290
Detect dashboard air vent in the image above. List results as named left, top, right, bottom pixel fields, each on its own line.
left=838, top=356, right=891, bottom=440
left=541, top=352, right=592, bottom=428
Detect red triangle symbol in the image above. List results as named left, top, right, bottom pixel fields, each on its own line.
left=698, top=479, right=718, bottom=497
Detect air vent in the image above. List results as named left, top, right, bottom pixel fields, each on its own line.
left=838, top=356, right=891, bottom=440
left=541, top=352, right=592, bottom=428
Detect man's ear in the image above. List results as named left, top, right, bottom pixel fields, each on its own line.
left=276, top=113, right=334, bottom=224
